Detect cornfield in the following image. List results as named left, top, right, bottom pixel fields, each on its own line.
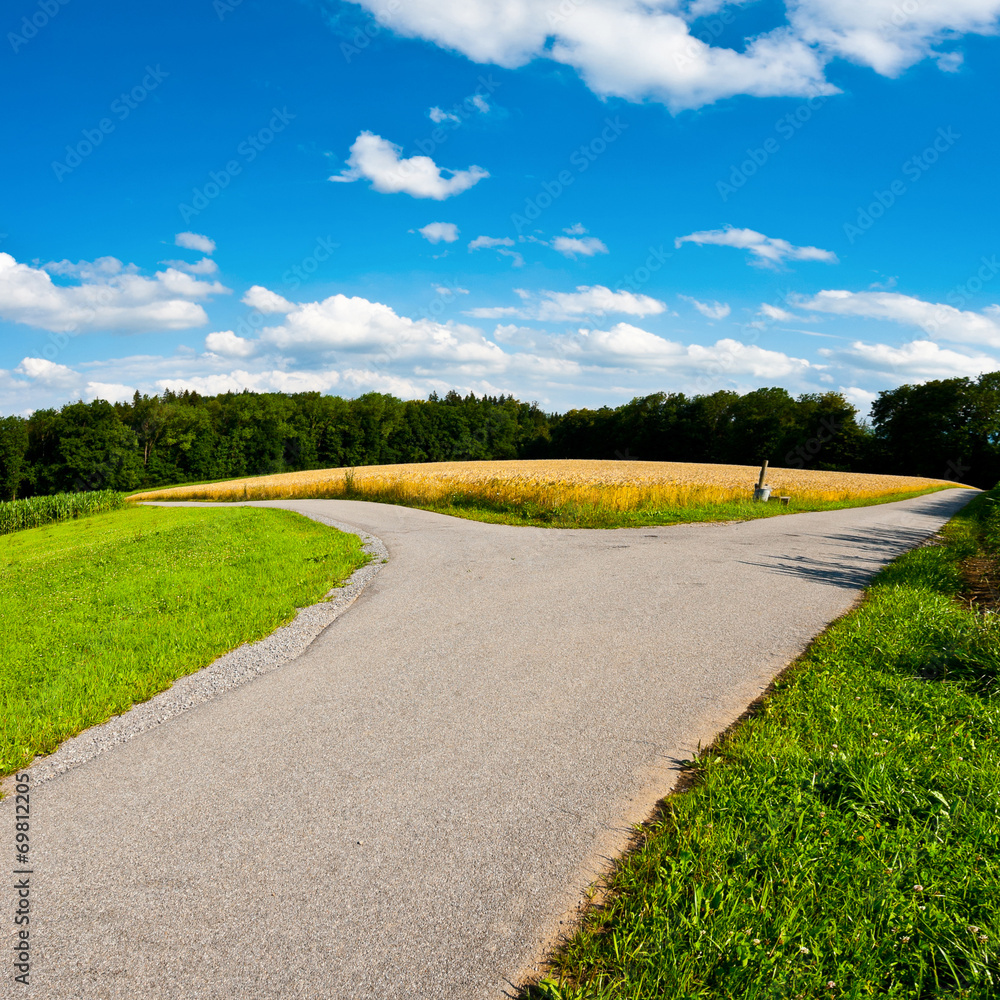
left=0, top=490, right=127, bottom=537
left=130, top=461, right=966, bottom=512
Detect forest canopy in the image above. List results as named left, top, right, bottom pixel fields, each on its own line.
left=0, top=375, right=995, bottom=500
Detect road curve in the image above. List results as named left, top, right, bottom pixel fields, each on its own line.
left=5, top=489, right=975, bottom=1000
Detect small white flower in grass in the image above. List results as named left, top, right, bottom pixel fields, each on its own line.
left=968, top=926, right=981, bottom=934
left=901, top=936, right=911, bottom=943
left=753, top=938, right=761, bottom=945
left=831, top=744, right=838, bottom=749
left=913, top=885, right=924, bottom=892
left=827, top=983, right=837, bottom=990
left=799, top=945, right=810, bottom=954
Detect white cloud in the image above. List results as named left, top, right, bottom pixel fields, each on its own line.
left=345, top=1, right=835, bottom=111
left=205, top=330, right=257, bottom=358
left=85, top=381, right=135, bottom=403
left=759, top=303, right=794, bottom=321
left=0, top=252, right=228, bottom=334
left=253, top=293, right=507, bottom=369
left=534, top=285, right=667, bottom=321
left=563, top=324, right=816, bottom=378
left=467, top=285, right=667, bottom=322
left=159, top=257, right=219, bottom=276
left=787, top=0, right=1000, bottom=77
left=469, top=235, right=514, bottom=251
left=329, top=131, right=489, bottom=199
left=563, top=223, right=587, bottom=236
left=819, top=338, right=999, bottom=380
left=470, top=94, right=490, bottom=113
left=432, top=284, right=469, bottom=296
left=497, top=248, right=525, bottom=267
left=343, top=0, right=1000, bottom=111
left=418, top=222, right=460, bottom=244
left=796, top=289, right=1000, bottom=348
left=429, top=107, right=460, bottom=123
left=175, top=232, right=216, bottom=254
left=675, top=227, right=839, bottom=268
left=679, top=295, right=731, bottom=320
left=241, top=285, right=294, bottom=314
left=840, top=385, right=878, bottom=415
left=552, top=235, right=609, bottom=258
left=15, top=357, right=78, bottom=386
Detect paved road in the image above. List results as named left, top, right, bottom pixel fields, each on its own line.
left=4, top=490, right=974, bottom=999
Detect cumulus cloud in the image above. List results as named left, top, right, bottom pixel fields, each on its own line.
left=675, top=227, right=839, bottom=268
left=15, top=357, right=78, bottom=386
left=467, top=285, right=667, bottom=322
left=819, top=339, right=999, bottom=380
left=329, top=132, right=489, bottom=199
left=205, top=330, right=257, bottom=358
left=241, top=285, right=294, bottom=314
left=159, top=257, right=219, bottom=275
left=795, top=289, right=1000, bottom=348
left=0, top=252, right=228, bottom=334
left=242, top=293, right=508, bottom=372
left=83, top=381, right=136, bottom=403
left=429, top=107, right=460, bottom=123
left=342, top=0, right=1000, bottom=111
left=787, top=0, right=1000, bottom=77
left=679, top=295, right=731, bottom=320
left=552, top=235, right=609, bottom=258
left=175, top=232, right=216, bottom=254
left=562, top=324, right=816, bottom=378
left=417, top=222, right=460, bottom=244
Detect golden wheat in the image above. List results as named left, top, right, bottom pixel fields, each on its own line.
left=130, top=460, right=968, bottom=511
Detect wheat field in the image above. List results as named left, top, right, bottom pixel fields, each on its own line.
left=130, top=460, right=967, bottom=511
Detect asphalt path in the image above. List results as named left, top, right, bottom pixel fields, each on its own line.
left=4, top=489, right=975, bottom=1000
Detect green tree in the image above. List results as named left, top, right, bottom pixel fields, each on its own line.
left=0, top=416, right=30, bottom=500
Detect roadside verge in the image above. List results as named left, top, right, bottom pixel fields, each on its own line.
left=527, top=487, right=999, bottom=998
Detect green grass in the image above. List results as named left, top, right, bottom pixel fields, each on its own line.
left=529, top=489, right=1000, bottom=998
left=0, top=490, right=125, bottom=536
left=0, top=505, right=368, bottom=779
left=345, top=483, right=959, bottom=529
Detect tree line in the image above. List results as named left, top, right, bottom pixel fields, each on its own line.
left=0, top=374, right=996, bottom=500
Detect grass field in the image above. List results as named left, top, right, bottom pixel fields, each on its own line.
left=130, top=460, right=966, bottom=528
left=0, top=504, right=368, bottom=779
left=527, top=489, right=1000, bottom=998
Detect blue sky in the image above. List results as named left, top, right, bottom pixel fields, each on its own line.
left=2, top=0, right=1000, bottom=417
